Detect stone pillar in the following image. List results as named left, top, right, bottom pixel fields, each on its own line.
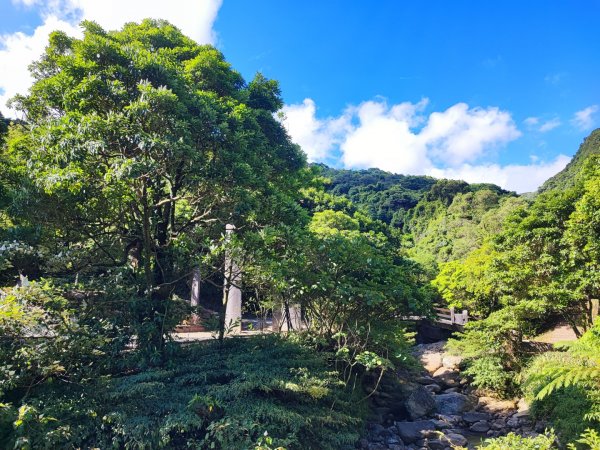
left=272, top=303, right=302, bottom=332
left=223, top=224, right=242, bottom=334
left=190, top=267, right=201, bottom=323
left=288, top=304, right=302, bottom=330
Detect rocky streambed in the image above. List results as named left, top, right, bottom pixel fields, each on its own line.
left=360, top=341, right=545, bottom=450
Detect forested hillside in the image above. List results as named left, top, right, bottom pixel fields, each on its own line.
left=320, top=165, right=518, bottom=273
left=539, top=129, right=600, bottom=193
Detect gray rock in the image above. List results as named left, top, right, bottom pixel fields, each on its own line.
left=477, top=396, right=516, bottom=414
left=435, top=393, right=477, bottom=415
left=425, top=383, right=442, bottom=394
left=491, top=419, right=506, bottom=430
left=445, top=433, right=468, bottom=447
left=388, top=445, right=406, bottom=450
left=470, top=420, right=491, bottom=433
left=386, top=434, right=403, bottom=445
left=435, top=414, right=463, bottom=425
left=425, top=439, right=447, bottom=450
left=432, top=367, right=459, bottom=387
left=515, top=410, right=531, bottom=419
left=506, top=416, right=520, bottom=428
left=406, top=385, right=436, bottom=420
left=442, top=354, right=463, bottom=369
left=415, top=376, right=437, bottom=385
left=395, top=420, right=436, bottom=444
left=432, top=419, right=452, bottom=429
left=442, top=387, right=460, bottom=393
left=463, top=411, right=491, bottom=423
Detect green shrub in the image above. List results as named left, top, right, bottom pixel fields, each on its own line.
left=569, top=429, right=600, bottom=450
left=448, top=307, right=527, bottom=397
left=1, top=336, right=365, bottom=450
left=476, top=431, right=556, bottom=449
left=523, top=322, right=600, bottom=443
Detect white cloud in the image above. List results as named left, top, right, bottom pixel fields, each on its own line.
left=341, top=100, right=432, bottom=174
left=282, top=97, right=571, bottom=192
left=524, top=116, right=561, bottom=133
left=571, top=105, right=599, bottom=131
left=280, top=99, right=351, bottom=161
left=283, top=98, right=521, bottom=174
left=0, top=15, right=79, bottom=116
left=524, top=116, right=539, bottom=127
left=284, top=97, right=520, bottom=172
left=539, top=117, right=561, bottom=132
left=1, top=0, right=222, bottom=116
left=420, top=103, right=521, bottom=165
left=430, top=155, right=571, bottom=193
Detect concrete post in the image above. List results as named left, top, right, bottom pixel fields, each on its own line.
left=190, top=267, right=201, bottom=323
left=272, top=303, right=302, bottom=332
left=223, top=224, right=242, bottom=334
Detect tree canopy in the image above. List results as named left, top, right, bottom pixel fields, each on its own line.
left=2, top=19, right=306, bottom=354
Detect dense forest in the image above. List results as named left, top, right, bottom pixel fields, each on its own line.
left=0, top=19, right=599, bottom=450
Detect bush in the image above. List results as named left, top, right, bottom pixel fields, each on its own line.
left=1, top=336, right=365, bottom=450
left=447, top=307, right=527, bottom=397
left=523, top=322, right=600, bottom=443
left=475, top=431, right=556, bottom=449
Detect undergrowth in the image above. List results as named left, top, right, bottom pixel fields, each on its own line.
left=0, top=335, right=366, bottom=450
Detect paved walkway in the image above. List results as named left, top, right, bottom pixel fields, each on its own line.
left=172, top=329, right=273, bottom=342
left=533, top=323, right=578, bottom=344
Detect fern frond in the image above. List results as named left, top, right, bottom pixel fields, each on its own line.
left=536, top=366, right=600, bottom=400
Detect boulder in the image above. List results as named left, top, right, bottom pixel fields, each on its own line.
left=442, top=354, right=463, bottom=369
left=426, top=438, right=447, bottom=450
left=506, top=416, right=520, bottom=428
left=420, top=352, right=443, bottom=374
left=491, top=418, right=506, bottom=430
left=445, top=433, right=468, bottom=447
left=517, top=397, right=529, bottom=413
left=463, top=411, right=491, bottom=423
left=435, top=393, right=477, bottom=415
left=405, top=385, right=436, bottom=420
left=477, top=396, right=517, bottom=414
left=385, top=434, right=403, bottom=446
left=415, top=375, right=437, bottom=385
left=425, top=384, right=441, bottom=394
left=432, top=367, right=459, bottom=387
left=515, top=410, right=531, bottom=419
left=395, top=420, right=436, bottom=444
left=435, top=414, right=463, bottom=426
left=470, top=420, right=491, bottom=433
left=442, top=387, right=459, bottom=394
left=432, top=419, right=452, bottom=429
left=388, top=445, right=405, bottom=450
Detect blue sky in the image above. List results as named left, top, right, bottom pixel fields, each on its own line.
left=1, top=0, right=599, bottom=191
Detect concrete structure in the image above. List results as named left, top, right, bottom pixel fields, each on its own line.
left=272, top=303, right=303, bottom=331
left=223, top=224, right=242, bottom=334
left=190, top=267, right=201, bottom=323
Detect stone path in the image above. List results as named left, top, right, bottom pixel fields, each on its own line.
left=361, top=341, right=545, bottom=450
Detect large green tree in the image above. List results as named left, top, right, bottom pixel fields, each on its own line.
left=3, top=19, right=306, bottom=355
